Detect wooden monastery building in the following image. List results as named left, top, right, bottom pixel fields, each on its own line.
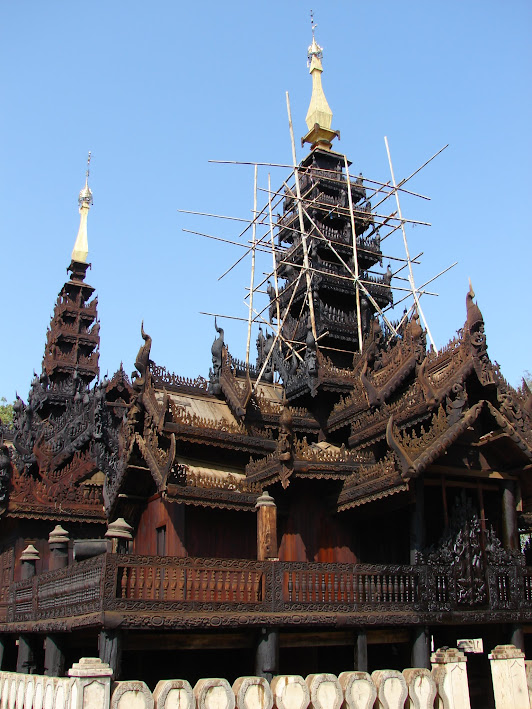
left=0, top=33, right=531, bottom=691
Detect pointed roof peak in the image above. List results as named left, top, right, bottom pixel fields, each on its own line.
left=302, top=17, right=339, bottom=151
left=71, top=152, right=93, bottom=266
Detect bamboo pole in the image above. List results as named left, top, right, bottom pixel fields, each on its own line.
left=178, top=209, right=267, bottom=225
left=246, top=165, right=258, bottom=368
left=286, top=91, right=317, bottom=340
left=209, top=160, right=431, bottom=201
left=384, top=136, right=436, bottom=351
left=268, top=173, right=281, bottom=328
left=344, top=157, right=364, bottom=353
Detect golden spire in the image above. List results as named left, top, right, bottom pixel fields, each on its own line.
left=71, top=152, right=93, bottom=264
left=302, top=13, right=339, bottom=151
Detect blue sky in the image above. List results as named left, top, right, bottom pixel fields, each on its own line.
left=1, top=1, right=531, bottom=402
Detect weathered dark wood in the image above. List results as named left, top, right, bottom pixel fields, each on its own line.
left=16, top=634, right=38, bottom=674
left=44, top=634, right=65, bottom=677
left=256, top=492, right=277, bottom=560
left=411, top=626, right=430, bottom=669
left=409, top=477, right=425, bottom=565
left=354, top=629, right=367, bottom=672
left=99, top=629, right=122, bottom=680
left=502, top=481, right=518, bottom=550
left=255, top=627, right=278, bottom=681
left=510, top=624, right=525, bottom=653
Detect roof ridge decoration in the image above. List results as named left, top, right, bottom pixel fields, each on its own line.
left=71, top=152, right=93, bottom=265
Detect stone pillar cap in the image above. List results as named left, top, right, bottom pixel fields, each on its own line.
left=68, top=657, right=114, bottom=678
left=431, top=647, right=467, bottom=664
left=20, top=544, right=40, bottom=562
left=256, top=490, right=276, bottom=508
left=489, top=644, right=525, bottom=660
left=49, top=525, right=70, bottom=544
left=105, top=517, right=133, bottom=540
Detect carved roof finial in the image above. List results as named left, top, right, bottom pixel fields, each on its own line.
left=302, top=16, right=338, bottom=151
left=466, top=279, right=483, bottom=331
left=71, top=152, right=93, bottom=265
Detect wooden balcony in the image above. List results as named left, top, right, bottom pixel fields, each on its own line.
left=5, top=554, right=532, bottom=631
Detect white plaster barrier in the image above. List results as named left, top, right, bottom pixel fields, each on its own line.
left=371, top=670, right=407, bottom=709
left=338, top=671, right=376, bottom=709
left=111, top=680, right=154, bottom=708
left=1, top=643, right=530, bottom=709
left=430, top=648, right=471, bottom=709
left=401, top=669, right=436, bottom=709
left=489, top=645, right=529, bottom=709
left=153, top=679, right=193, bottom=709
left=194, top=679, right=235, bottom=709
left=271, top=676, right=309, bottom=709
left=233, top=677, right=273, bottom=709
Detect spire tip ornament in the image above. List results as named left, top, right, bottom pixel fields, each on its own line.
left=302, top=18, right=339, bottom=151
left=71, top=151, right=93, bottom=268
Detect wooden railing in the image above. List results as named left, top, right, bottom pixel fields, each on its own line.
left=6, top=554, right=532, bottom=626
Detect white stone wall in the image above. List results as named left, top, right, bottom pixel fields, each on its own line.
left=0, top=644, right=529, bottom=709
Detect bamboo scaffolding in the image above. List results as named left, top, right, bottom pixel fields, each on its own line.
left=209, top=159, right=431, bottom=201
left=245, top=165, right=258, bottom=368
left=268, top=173, right=281, bottom=328
left=344, top=156, right=364, bottom=352
left=384, top=135, right=436, bottom=350
left=286, top=91, right=317, bottom=340
left=281, top=181, right=400, bottom=337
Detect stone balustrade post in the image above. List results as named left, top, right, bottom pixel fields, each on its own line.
left=525, top=661, right=532, bottom=705
left=306, top=674, right=342, bottom=709
left=111, top=680, right=154, bottom=708
left=430, top=648, right=471, bottom=709
left=338, top=671, right=377, bottom=709
left=153, top=679, right=193, bottom=709
left=233, top=676, right=273, bottom=709
left=402, top=668, right=437, bottom=709
left=371, top=670, right=408, bottom=709
left=271, top=675, right=310, bottom=709
left=194, top=678, right=235, bottom=709
left=488, top=644, right=529, bottom=709
left=68, top=656, right=114, bottom=709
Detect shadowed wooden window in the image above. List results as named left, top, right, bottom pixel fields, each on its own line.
left=156, top=525, right=167, bottom=556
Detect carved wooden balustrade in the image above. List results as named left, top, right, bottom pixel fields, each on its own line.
left=5, top=554, right=532, bottom=628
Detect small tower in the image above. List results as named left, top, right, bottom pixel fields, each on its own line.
left=269, top=32, right=392, bottom=401
left=42, top=154, right=100, bottom=394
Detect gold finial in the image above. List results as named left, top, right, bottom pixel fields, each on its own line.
left=302, top=17, right=338, bottom=151
left=71, top=152, right=93, bottom=264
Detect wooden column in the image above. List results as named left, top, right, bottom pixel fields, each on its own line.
left=510, top=624, right=525, bottom=653
left=105, top=518, right=133, bottom=554
left=411, top=626, right=431, bottom=669
left=48, top=525, right=69, bottom=570
left=44, top=635, right=65, bottom=677
left=502, top=481, right=518, bottom=550
left=354, top=629, right=368, bottom=672
left=17, top=545, right=40, bottom=674
left=254, top=627, right=279, bottom=681
left=45, top=526, right=69, bottom=676
left=409, top=478, right=425, bottom=565
left=99, top=628, right=122, bottom=680
left=256, top=491, right=277, bottom=560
